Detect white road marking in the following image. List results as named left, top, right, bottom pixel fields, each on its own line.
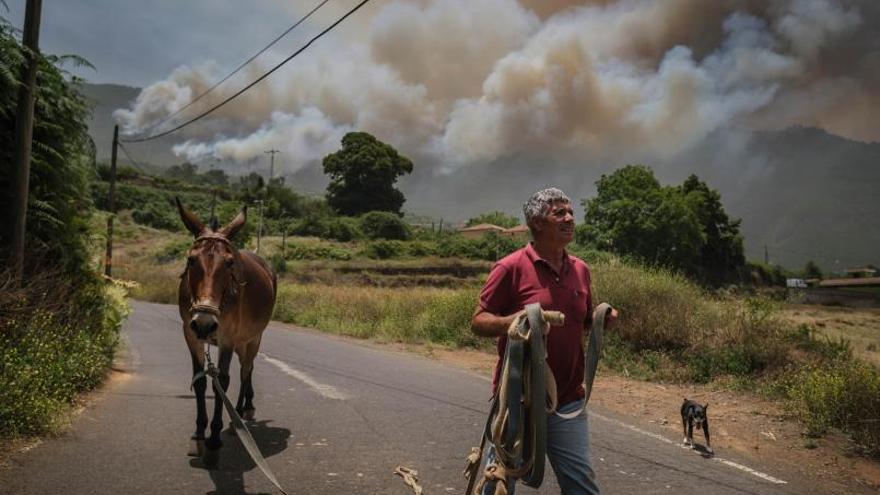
left=261, top=354, right=347, bottom=400
left=591, top=411, right=787, bottom=485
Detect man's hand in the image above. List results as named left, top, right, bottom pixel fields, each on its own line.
left=605, top=308, right=619, bottom=329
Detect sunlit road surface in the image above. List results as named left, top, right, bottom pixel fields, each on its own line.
left=0, top=301, right=818, bottom=494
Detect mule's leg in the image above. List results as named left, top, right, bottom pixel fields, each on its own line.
left=186, top=329, right=207, bottom=457
left=236, top=336, right=262, bottom=421
left=203, top=347, right=233, bottom=466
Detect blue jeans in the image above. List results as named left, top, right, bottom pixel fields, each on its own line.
left=481, top=399, right=600, bottom=495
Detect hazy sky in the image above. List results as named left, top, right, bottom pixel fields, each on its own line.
left=4, top=0, right=358, bottom=87
left=7, top=0, right=880, bottom=173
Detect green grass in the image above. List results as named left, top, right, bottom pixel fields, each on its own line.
left=274, top=285, right=482, bottom=347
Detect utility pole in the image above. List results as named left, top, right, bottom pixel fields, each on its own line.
left=264, top=149, right=281, bottom=181
left=280, top=211, right=287, bottom=259
left=764, top=244, right=769, bottom=265
left=9, top=0, right=43, bottom=282
left=209, top=189, right=218, bottom=227
left=255, top=199, right=264, bottom=254
left=104, top=125, right=119, bottom=278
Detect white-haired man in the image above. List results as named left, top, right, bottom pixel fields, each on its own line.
left=471, top=187, right=616, bottom=494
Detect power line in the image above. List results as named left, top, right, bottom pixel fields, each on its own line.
left=121, top=0, right=372, bottom=144
left=137, top=0, right=333, bottom=136
left=116, top=142, right=148, bottom=173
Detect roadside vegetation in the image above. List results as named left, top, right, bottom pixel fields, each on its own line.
left=76, top=83, right=880, bottom=459
left=0, top=16, right=128, bottom=436
left=107, top=211, right=880, bottom=458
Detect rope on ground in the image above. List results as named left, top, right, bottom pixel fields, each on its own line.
left=394, top=465, right=424, bottom=495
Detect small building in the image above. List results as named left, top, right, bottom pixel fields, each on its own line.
left=818, top=276, right=880, bottom=288
left=844, top=267, right=878, bottom=278
left=458, top=223, right=506, bottom=239
left=502, top=225, right=530, bottom=241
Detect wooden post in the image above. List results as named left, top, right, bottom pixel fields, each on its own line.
left=104, top=125, right=118, bottom=278
left=209, top=189, right=218, bottom=227
left=9, top=0, right=43, bottom=282
left=264, top=149, right=280, bottom=181
left=255, top=200, right=264, bottom=254
left=280, top=214, right=287, bottom=259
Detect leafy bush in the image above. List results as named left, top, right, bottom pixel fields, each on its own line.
left=96, top=163, right=140, bottom=182
left=269, top=253, right=287, bottom=274
left=155, top=238, right=191, bottom=264
left=787, top=361, right=880, bottom=456
left=405, top=241, right=439, bottom=257
left=0, top=273, right=128, bottom=435
left=363, top=240, right=407, bottom=259
left=291, top=211, right=332, bottom=238
left=283, top=242, right=352, bottom=261
left=132, top=201, right=179, bottom=231
left=324, top=216, right=362, bottom=242
left=592, top=259, right=789, bottom=381
left=747, top=261, right=789, bottom=287
left=436, top=232, right=521, bottom=261
left=360, top=211, right=411, bottom=240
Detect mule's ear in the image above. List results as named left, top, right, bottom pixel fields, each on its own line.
left=704, top=403, right=709, bottom=409
left=219, top=206, right=247, bottom=239
left=175, top=197, right=206, bottom=237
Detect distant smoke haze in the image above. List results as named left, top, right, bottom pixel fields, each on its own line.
left=114, top=0, right=879, bottom=177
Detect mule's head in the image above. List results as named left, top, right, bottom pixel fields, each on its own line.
left=176, top=198, right=247, bottom=340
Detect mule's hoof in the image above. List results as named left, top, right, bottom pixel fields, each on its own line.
left=188, top=438, right=205, bottom=457
left=241, top=408, right=255, bottom=421
left=203, top=448, right=220, bottom=467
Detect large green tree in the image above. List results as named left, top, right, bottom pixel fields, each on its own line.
left=0, top=16, right=94, bottom=274
left=578, top=165, right=744, bottom=285
left=681, top=175, right=745, bottom=286
left=323, top=132, right=413, bottom=216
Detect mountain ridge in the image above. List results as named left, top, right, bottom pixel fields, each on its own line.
left=81, top=82, right=878, bottom=272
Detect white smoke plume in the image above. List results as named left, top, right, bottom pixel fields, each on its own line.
left=114, top=0, right=879, bottom=174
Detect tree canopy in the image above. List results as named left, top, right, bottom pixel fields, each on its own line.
left=577, top=165, right=744, bottom=286
left=803, top=261, right=822, bottom=279
left=323, top=132, right=413, bottom=216
left=0, top=16, right=94, bottom=275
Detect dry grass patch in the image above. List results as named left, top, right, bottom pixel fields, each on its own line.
left=781, top=304, right=880, bottom=366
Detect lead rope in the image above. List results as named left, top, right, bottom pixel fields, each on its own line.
left=464, top=302, right=613, bottom=495
left=191, top=343, right=289, bottom=495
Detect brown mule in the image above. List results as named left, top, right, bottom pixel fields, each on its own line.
left=175, top=198, right=277, bottom=466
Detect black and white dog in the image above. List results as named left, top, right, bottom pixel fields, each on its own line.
left=681, top=398, right=713, bottom=454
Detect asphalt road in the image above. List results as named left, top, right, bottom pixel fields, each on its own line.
left=0, top=301, right=816, bottom=494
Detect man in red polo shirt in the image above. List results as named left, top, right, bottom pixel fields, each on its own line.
left=471, top=187, right=615, bottom=494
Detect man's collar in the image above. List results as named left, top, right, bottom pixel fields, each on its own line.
left=525, top=242, right=572, bottom=268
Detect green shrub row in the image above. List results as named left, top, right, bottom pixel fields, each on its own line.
left=0, top=280, right=128, bottom=436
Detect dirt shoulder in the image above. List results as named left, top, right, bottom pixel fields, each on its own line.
left=402, top=342, right=880, bottom=495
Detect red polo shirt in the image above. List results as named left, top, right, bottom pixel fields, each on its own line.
left=479, top=242, right=593, bottom=406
